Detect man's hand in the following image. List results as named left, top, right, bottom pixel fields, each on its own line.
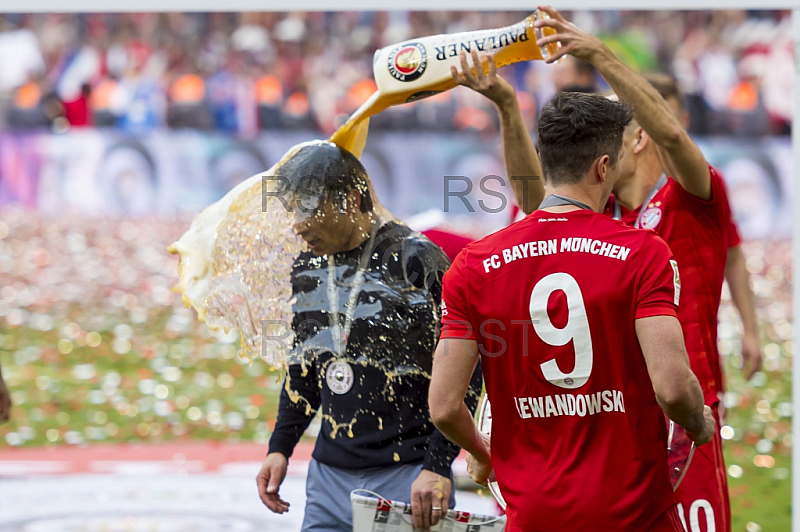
left=741, top=332, right=763, bottom=380
left=465, top=433, right=493, bottom=485
left=533, top=5, right=609, bottom=65
left=256, top=453, right=290, bottom=514
left=686, top=405, right=716, bottom=446
left=451, top=50, right=516, bottom=107
left=0, top=377, right=10, bottom=424
left=410, top=469, right=452, bottom=532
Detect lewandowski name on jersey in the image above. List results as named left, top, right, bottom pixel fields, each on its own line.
left=483, top=237, right=632, bottom=273
left=515, top=390, right=626, bottom=420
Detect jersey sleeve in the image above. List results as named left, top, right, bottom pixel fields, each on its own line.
left=440, top=249, right=476, bottom=340
left=714, top=168, right=742, bottom=247
left=635, top=233, right=680, bottom=320
left=671, top=164, right=734, bottom=239
left=725, top=214, right=742, bottom=248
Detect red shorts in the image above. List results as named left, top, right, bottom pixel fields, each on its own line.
left=673, top=405, right=731, bottom=532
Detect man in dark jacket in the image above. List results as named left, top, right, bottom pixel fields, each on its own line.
left=255, top=142, right=481, bottom=532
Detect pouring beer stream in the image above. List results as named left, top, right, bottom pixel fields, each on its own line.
left=329, top=10, right=560, bottom=154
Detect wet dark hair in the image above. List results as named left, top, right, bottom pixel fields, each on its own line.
left=538, top=92, right=633, bottom=186
left=280, top=142, right=373, bottom=213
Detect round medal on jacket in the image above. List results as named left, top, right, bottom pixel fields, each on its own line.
left=326, top=360, right=354, bottom=394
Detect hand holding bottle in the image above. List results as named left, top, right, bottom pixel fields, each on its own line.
left=533, top=5, right=610, bottom=65
left=450, top=50, right=517, bottom=108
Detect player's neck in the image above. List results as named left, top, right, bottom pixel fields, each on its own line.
left=615, top=170, right=661, bottom=211
left=543, top=185, right=603, bottom=213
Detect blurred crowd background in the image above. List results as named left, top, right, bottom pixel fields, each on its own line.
left=0, top=10, right=793, bottom=137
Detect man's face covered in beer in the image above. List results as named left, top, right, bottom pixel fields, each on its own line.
left=292, top=185, right=362, bottom=256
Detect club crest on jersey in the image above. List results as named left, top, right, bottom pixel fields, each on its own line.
left=388, top=43, right=427, bottom=82
left=326, top=360, right=354, bottom=395
left=640, top=206, right=663, bottom=230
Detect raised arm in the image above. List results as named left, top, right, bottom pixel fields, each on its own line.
left=535, top=5, right=710, bottom=200
left=635, top=315, right=714, bottom=444
left=452, top=50, right=545, bottom=214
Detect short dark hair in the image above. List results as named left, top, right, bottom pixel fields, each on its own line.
left=281, top=142, right=373, bottom=213
left=643, top=72, right=685, bottom=112
left=538, top=92, right=634, bottom=186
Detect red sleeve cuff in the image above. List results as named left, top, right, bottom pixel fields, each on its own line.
left=440, top=328, right=477, bottom=341
left=635, top=306, right=678, bottom=320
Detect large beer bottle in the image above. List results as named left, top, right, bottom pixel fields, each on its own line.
left=330, top=10, right=559, bottom=155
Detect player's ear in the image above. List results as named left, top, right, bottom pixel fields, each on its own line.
left=633, top=127, right=648, bottom=154
left=595, top=154, right=611, bottom=184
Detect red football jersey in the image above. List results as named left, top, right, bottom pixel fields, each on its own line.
left=422, top=228, right=475, bottom=262
left=442, top=209, right=679, bottom=531
left=604, top=167, right=737, bottom=403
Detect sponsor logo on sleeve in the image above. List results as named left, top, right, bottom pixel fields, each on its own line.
left=670, top=259, right=681, bottom=305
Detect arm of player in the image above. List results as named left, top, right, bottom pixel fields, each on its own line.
left=451, top=50, right=545, bottom=214
left=635, top=316, right=714, bottom=445
left=423, top=367, right=482, bottom=472
left=423, top=362, right=483, bottom=476
left=726, top=246, right=762, bottom=379
left=414, top=363, right=482, bottom=531
left=534, top=5, right=711, bottom=200
left=429, top=338, right=492, bottom=482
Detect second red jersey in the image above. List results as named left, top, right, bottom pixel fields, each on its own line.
left=605, top=167, right=737, bottom=403
left=422, top=228, right=475, bottom=262
left=442, top=209, right=679, bottom=531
